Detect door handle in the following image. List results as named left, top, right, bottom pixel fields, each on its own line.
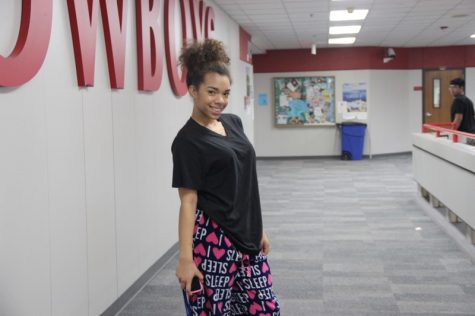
left=426, top=112, right=432, bottom=117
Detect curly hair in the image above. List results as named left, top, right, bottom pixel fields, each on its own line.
left=179, top=39, right=232, bottom=88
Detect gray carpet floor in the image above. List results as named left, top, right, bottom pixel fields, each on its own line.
left=118, top=154, right=475, bottom=316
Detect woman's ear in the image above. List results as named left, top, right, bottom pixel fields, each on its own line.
left=188, top=85, right=198, bottom=98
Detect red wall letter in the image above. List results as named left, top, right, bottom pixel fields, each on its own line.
left=205, top=6, right=215, bottom=39
left=164, top=0, right=190, bottom=96
left=0, top=0, right=53, bottom=87
left=100, top=0, right=129, bottom=89
left=67, top=0, right=100, bottom=87
left=136, top=0, right=164, bottom=91
left=68, top=0, right=129, bottom=88
left=189, top=0, right=205, bottom=40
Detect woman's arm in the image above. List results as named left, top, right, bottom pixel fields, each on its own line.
left=176, top=187, right=203, bottom=294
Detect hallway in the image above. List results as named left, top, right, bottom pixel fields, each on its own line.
left=118, top=154, right=475, bottom=316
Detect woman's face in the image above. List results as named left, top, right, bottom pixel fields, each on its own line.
left=189, top=72, right=231, bottom=121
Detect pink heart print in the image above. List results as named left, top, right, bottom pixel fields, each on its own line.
left=267, top=274, right=272, bottom=286
left=217, top=302, right=223, bottom=312
left=199, top=312, right=207, bottom=316
left=247, top=290, right=256, bottom=299
left=207, top=288, right=214, bottom=297
left=193, top=256, right=202, bottom=266
left=228, top=263, right=237, bottom=273
left=266, top=300, right=276, bottom=310
left=193, top=243, right=206, bottom=256
left=249, top=302, right=263, bottom=315
left=212, top=247, right=225, bottom=260
left=262, top=262, right=269, bottom=273
left=205, top=232, right=219, bottom=245
left=223, top=236, right=232, bottom=247
left=211, top=221, right=218, bottom=229
left=199, top=214, right=205, bottom=225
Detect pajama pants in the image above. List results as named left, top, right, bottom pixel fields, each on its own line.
left=188, top=209, right=280, bottom=316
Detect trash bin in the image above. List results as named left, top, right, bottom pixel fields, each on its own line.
left=341, top=122, right=367, bottom=160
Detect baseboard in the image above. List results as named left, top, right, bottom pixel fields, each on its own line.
left=101, top=242, right=179, bottom=316
left=368, top=151, right=412, bottom=158
left=257, top=155, right=339, bottom=160
left=256, top=151, right=412, bottom=160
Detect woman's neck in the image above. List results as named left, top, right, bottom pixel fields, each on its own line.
left=191, top=110, right=218, bottom=128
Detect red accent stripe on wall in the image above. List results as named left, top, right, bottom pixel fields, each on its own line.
left=253, top=45, right=475, bottom=73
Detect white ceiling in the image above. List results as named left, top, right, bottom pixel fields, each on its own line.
left=213, top=0, right=475, bottom=53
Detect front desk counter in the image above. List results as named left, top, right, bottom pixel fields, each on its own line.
left=412, top=133, right=475, bottom=243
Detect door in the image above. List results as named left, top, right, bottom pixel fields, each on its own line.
left=423, top=69, right=464, bottom=124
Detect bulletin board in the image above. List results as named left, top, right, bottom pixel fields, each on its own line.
left=273, top=76, right=335, bottom=127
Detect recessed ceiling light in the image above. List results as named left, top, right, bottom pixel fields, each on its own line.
left=471, top=34, right=475, bottom=38
left=329, top=37, right=356, bottom=44
left=330, top=9, right=368, bottom=21
left=329, top=25, right=361, bottom=35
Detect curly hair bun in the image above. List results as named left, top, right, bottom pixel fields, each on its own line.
left=179, top=39, right=232, bottom=87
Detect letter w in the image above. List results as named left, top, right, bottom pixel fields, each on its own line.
left=67, top=0, right=128, bottom=88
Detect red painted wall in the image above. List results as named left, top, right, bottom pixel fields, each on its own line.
left=253, top=45, right=475, bottom=73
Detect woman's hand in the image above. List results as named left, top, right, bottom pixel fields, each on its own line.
left=260, top=231, right=271, bottom=256
left=176, top=258, right=203, bottom=296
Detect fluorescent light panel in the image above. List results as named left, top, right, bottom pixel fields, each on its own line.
left=330, top=9, right=368, bottom=21
left=329, top=25, right=361, bottom=34
left=328, top=37, right=356, bottom=44
left=471, top=34, right=475, bottom=38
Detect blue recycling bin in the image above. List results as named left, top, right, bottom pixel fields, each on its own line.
left=341, top=123, right=367, bottom=160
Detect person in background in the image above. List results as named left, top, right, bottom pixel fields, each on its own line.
left=449, top=77, right=475, bottom=145
left=172, top=39, right=280, bottom=315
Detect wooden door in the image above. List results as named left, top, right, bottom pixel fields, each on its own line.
left=423, top=69, right=464, bottom=124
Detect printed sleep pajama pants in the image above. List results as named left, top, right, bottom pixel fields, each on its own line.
left=187, top=209, right=280, bottom=316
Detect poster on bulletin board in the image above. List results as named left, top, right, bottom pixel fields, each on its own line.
left=273, top=76, right=335, bottom=127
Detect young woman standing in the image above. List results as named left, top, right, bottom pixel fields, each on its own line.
left=172, top=39, right=280, bottom=315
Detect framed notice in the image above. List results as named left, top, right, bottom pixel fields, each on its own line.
left=273, top=76, right=335, bottom=127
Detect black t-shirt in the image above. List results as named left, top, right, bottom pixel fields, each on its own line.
left=172, top=114, right=263, bottom=255
left=451, top=95, right=475, bottom=133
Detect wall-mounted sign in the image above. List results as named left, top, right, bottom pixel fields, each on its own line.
left=258, top=93, right=268, bottom=106
left=0, top=0, right=217, bottom=97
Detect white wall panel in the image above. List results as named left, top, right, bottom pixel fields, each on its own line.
left=112, top=91, right=141, bottom=295
left=0, top=88, right=51, bottom=316
left=135, top=95, right=162, bottom=272
left=44, top=1, right=90, bottom=315
left=46, top=94, right=89, bottom=316
left=368, top=70, right=411, bottom=154
left=466, top=67, right=475, bottom=98
left=408, top=70, right=423, bottom=136
left=82, top=88, right=118, bottom=316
